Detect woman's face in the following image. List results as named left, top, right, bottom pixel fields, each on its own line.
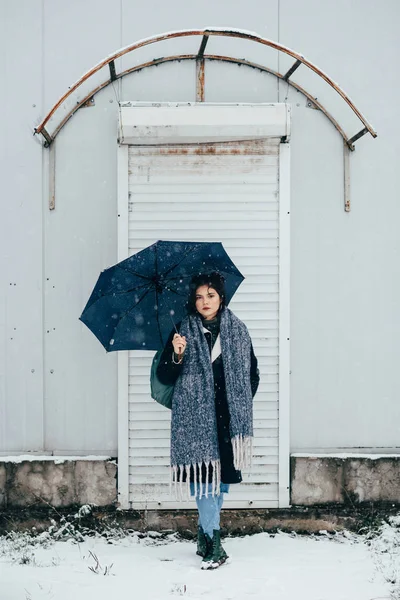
left=195, top=285, right=222, bottom=320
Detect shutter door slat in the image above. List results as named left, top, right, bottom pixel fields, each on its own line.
left=130, top=455, right=279, bottom=467
left=127, top=138, right=280, bottom=509
left=130, top=183, right=277, bottom=195
left=129, top=238, right=279, bottom=249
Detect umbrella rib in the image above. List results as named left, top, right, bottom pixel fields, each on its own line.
left=154, top=245, right=166, bottom=347
left=116, top=281, right=186, bottom=298
left=117, top=287, right=152, bottom=323
left=155, top=243, right=159, bottom=279
left=114, top=264, right=153, bottom=281
left=92, top=281, right=151, bottom=302
left=154, top=287, right=164, bottom=347
left=116, top=283, right=183, bottom=347
left=161, top=245, right=199, bottom=278
left=165, top=270, right=231, bottom=282
left=114, top=281, right=151, bottom=295
left=162, top=285, right=188, bottom=298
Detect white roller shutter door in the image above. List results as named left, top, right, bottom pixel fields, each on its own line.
left=127, top=139, right=280, bottom=508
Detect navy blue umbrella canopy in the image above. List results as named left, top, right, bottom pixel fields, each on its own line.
left=80, top=240, right=244, bottom=352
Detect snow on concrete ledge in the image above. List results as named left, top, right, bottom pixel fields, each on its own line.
left=292, top=452, right=400, bottom=459
left=0, top=455, right=112, bottom=464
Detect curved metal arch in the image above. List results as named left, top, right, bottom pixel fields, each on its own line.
left=50, top=54, right=350, bottom=148
left=34, top=27, right=377, bottom=148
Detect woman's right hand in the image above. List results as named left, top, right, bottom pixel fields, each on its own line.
left=172, top=334, right=187, bottom=356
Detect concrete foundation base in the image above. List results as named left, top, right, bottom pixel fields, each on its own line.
left=1, top=454, right=399, bottom=535
left=291, top=455, right=400, bottom=505
left=0, top=458, right=117, bottom=508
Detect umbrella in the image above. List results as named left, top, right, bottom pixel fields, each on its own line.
left=79, top=240, right=244, bottom=352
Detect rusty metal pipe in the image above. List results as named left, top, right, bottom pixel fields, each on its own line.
left=34, top=28, right=377, bottom=140
left=196, top=58, right=205, bottom=102
left=44, top=54, right=353, bottom=148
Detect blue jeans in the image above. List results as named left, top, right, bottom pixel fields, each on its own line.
left=190, top=483, right=230, bottom=537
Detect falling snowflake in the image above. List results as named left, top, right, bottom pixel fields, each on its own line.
left=135, top=314, right=145, bottom=326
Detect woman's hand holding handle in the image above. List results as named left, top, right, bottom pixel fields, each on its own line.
left=172, top=334, right=186, bottom=361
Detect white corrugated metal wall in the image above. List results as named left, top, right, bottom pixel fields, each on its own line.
left=1, top=1, right=399, bottom=456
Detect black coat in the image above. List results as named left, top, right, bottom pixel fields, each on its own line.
left=157, top=317, right=260, bottom=485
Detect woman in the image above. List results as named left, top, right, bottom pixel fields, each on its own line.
left=157, top=272, right=259, bottom=570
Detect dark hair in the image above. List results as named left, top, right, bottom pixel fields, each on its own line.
left=186, top=272, right=226, bottom=315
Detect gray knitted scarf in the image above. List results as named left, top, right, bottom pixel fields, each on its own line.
left=170, top=307, right=253, bottom=498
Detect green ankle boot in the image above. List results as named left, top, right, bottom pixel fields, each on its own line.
left=209, top=529, right=229, bottom=569
left=196, top=526, right=208, bottom=557
left=201, top=530, right=229, bottom=570
left=200, top=533, right=214, bottom=569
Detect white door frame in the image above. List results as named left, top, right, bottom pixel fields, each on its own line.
left=117, top=102, right=291, bottom=509
left=116, top=144, right=130, bottom=510
left=278, top=142, right=291, bottom=508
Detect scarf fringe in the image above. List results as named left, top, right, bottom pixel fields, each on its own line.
left=232, top=434, right=253, bottom=471
left=170, top=438, right=252, bottom=501
left=170, top=460, right=221, bottom=501
left=171, top=440, right=252, bottom=501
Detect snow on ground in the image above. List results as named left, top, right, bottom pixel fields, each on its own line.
left=0, top=528, right=394, bottom=600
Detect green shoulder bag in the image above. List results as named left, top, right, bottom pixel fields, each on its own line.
left=150, top=349, right=174, bottom=410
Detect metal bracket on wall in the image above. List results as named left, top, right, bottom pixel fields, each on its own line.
left=49, top=140, right=56, bottom=210
left=283, top=59, right=302, bottom=81
left=344, top=142, right=351, bottom=212
left=109, top=60, right=117, bottom=82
